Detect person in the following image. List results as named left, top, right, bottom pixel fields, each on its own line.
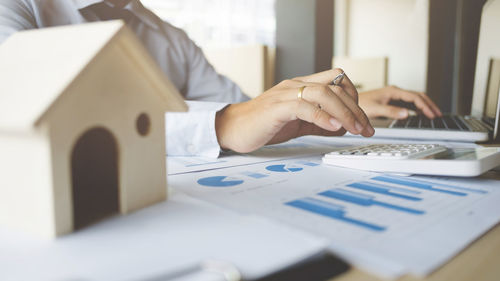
left=0, top=0, right=442, bottom=157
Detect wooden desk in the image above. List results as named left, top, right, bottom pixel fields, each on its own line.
left=332, top=169, right=500, bottom=281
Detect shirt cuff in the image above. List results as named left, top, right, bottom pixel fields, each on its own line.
left=165, top=101, right=228, bottom=158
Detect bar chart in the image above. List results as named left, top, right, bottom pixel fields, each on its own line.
left=371, top=176, right=468, bottom=196
left=286, top=197, right=386, bottom=231
left=381, top=176, right=489, bottom=194
left=284, top=174, right=487, bottom=232
left=346, top=182, right=422, bottom=201
left=319, top=189, right=425, bottom=215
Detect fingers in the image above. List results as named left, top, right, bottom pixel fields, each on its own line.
left=299, top=85, right=374, bottom=137
left=379, top=104, right=411, bottom=119
left=298, top=123, right=347, bottom=138
left=295, top=68, right=344, bottom=84
left=388, top=87, right=441, bottom=119
left=415, top=91, right=442, bottom=117
left=285, top=99, right=344, bottom=132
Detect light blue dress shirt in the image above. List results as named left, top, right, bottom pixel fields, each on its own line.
left=0, top=0, right=250, bottom=157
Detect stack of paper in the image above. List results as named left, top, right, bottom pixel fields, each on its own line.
left=169, top=136, right=500, bottom=278
left=0, top=192, right=327, bottom=281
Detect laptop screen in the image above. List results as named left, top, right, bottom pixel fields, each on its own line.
left=473, top=0, right=500, bottom=125
left=484, top=58, right=500, bottom=120
left=483, top=58, right=500, bottom=139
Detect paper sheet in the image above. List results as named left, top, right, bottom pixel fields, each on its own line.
left=167, top=136, right=480, bottom=176
left=167, top=137, right=340, bottom=175
left=4, top=136, right=494, bottom=280
left=0, top=192, right=327, bottom=281
left=167, top=136, right=478, bottom=175
left=169, top=154, right=500, bottom=278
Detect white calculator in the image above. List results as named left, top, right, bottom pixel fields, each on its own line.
left=322, top=144, right=500, bottom=177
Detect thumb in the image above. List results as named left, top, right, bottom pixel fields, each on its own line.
left=380, top=105, right=409, bottom=119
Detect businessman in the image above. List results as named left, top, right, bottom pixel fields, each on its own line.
left=0, top=0, right=442, bottom=157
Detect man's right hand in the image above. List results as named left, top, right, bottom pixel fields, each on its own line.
left=215, top=69, right=375, bottom=153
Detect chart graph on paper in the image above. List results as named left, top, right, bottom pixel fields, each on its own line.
left=177, top=156, right=489, bottom=234
left=170, top=155, right=500, bottom=275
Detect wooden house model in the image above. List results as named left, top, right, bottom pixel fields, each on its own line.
left=0, top=21, right=187, bottom=237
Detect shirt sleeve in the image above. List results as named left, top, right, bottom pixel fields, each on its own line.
left=166, top=101, right=228, bottom=158
left=162, top=24, right=251, bottom=157
left=178, top=29, right=250, bottom=104
left=0, top=0, right=36, bottom=43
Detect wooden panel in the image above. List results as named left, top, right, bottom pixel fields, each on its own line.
left=203, top=45, right=270, bottom=98
left=332, top=56, right=388, bottom=92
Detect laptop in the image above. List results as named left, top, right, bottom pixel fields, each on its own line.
left=370, top=59, right=500, bottom=143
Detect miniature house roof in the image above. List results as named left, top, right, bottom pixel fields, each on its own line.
left=0, top=21, right=187, bottom=132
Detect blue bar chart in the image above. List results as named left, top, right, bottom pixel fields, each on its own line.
left=347, top=182, right=422, bottom=201
left=283, top=173, right=485, bottom=232
left=286, top=197, right=386, bottom=231
left=390, top=177, right=488, bottom=194
left=319, top=189, right=425, bottom=215
left=371, top=176, right=468, bottom=196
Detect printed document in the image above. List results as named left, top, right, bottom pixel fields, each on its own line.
left=169, top=153, right=500, bottom=278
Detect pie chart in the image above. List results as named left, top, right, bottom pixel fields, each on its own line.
left=266, top=164, right=303, bottom=173
left=197, top=176, right=244, bottom=187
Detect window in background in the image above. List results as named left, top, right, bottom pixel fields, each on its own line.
left=142, top=0, right=276, bottom=48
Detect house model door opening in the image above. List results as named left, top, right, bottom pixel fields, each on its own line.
left=71, top=127, right=120, bottom=230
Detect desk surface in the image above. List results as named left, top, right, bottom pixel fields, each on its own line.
left=333, top=169, right=500, bottom=281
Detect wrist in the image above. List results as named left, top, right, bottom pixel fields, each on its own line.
left=215, top=102, right=255, bottom=153
left=215, top=104, right=232, bottom=151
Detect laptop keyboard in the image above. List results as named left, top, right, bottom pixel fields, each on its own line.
left=390, top=115, right=472, bottom=131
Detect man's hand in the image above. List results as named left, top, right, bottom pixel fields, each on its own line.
left=215, top=69, right=375, bottom=153
left=359, top=86, right=442, bottom=120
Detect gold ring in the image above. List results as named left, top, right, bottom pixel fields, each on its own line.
left=298, top=86, right=306, bottom=99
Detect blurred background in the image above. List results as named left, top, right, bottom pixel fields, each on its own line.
left=143, top=0, right=500, bottom=116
